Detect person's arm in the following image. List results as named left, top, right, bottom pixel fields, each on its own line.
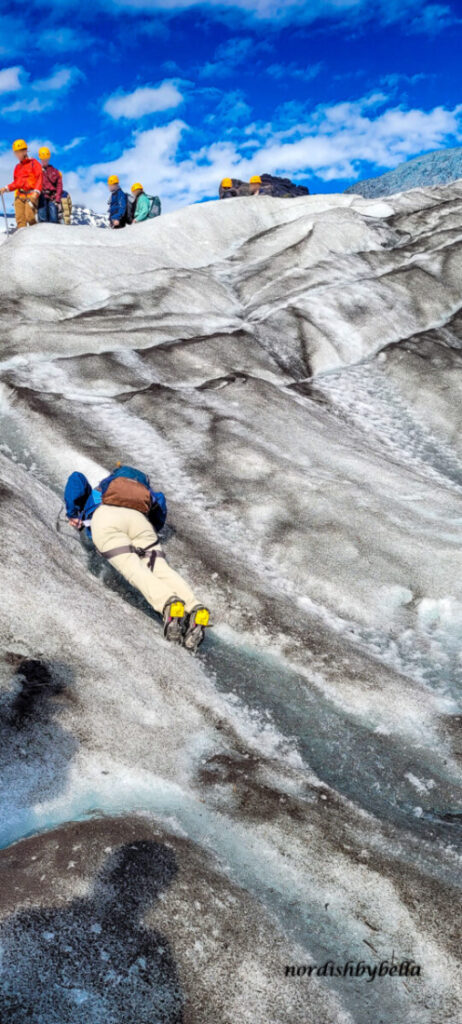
left=115, top=189, right=127, bottom=221
left=149, top=490, right=167, bottom=531
left=31, top=159, right=42, bottom=194
left=54, top=167, right=63, bottom=203
left=134, top=193, right=150, bottom=221
left=64, top=472, right=92, bottom=520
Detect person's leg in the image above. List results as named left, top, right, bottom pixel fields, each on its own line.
left=91, top=506, right=200, bottom=615
left=37, top=196, right=48, bottom=222
left=127, top=513, right=199, bottom=613
left=48, top=201, right=59, bottom=223
left=14, top=197, right=26, bottom=230
left=25, top=195, right=37, bottom=226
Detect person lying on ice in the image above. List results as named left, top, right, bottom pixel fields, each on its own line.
left=64, top=464, right=210, bottom=651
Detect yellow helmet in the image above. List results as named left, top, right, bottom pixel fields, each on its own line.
left=107, top=174, right=119, bottom=185
left=12, top=139, right=27, bottom=152
left=249, top=175, right=262, bottom=184
left=39, top=146, right=51, bottom=159
left=221, top=177, right=233, bottom=188
left=131, top=182, right=143, bottom=192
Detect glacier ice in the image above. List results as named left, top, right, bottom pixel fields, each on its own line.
left=0, top=186, right=461, bottom=1023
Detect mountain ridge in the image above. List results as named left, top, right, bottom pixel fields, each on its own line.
left=345, top=145, right=462, bottom=197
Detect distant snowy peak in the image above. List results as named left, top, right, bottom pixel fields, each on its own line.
left=71, top=205, right=108, bottom=228
left=345, top=146, right=462, bottom=198
left=1, top=206, right=107, bottom=232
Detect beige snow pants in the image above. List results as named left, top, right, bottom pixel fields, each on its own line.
left=91, top=505, right=199, bottom=615
left=14, top=193, right=37, bottom=229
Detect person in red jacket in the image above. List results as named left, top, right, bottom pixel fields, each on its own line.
left=0, top=139, right=42, bottom=229
left=37, top=146, right=63, bottom=223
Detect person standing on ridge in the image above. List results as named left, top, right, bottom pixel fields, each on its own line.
left=248, top=175, right=272, bottom=196
left=130, top=183, right=161, bottom=222
left=0, top=140, right=42, bottom=229
left=64, top=464, right=210, bottom=651
left=37, top=146, right=63, bottom=223
left=107, top=174, right=127, bottom=228
left=219, top=177, right=239, bottom=198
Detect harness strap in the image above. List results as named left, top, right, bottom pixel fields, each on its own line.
left=100, top=539, right=166, bottom=571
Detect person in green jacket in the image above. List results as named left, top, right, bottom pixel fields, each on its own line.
left=130, top=182, right=161, bottom=222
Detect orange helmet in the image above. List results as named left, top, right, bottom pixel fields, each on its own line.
left=39, top=146, right=51, bottom=159
left=221, top=177, right=233, bottom=188
left=107, top=174, right=119, bottom=185
left=249, top=175, right=262, bottom=184
left=131, top=182, right=143, bottom=192
left=12, top=139, right=27, bottom=152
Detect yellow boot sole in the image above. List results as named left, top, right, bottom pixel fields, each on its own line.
left=194, top=608, right=210, bottom=627
left=169, top=600, right=185, bottom=618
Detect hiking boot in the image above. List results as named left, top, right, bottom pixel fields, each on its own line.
left=163, top=597, right=186, bottom=643
left=182, top=605, right=210, bottom=652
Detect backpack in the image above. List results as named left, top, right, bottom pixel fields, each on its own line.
left=123, top=195, right=135, bottom=225
left=146, top=194, right=161, bottom=218
left=101, top=465, right=152, bottom=514
left=60, top=191, right=72, bottom=224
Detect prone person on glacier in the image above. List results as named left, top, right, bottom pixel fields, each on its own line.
left=64, top=464, right=210, bottom=651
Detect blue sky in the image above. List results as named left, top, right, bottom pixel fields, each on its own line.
left=0, top=0, right=461, bottom=212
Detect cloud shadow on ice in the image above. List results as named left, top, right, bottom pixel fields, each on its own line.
left=0, top=658, right=79, bottom=849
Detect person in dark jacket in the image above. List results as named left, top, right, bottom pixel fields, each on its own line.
left=107, top=174, right=127, bottom=228
left=64, top=465, right=210, bottom=650
left=37, top=147, right=63, bottom=223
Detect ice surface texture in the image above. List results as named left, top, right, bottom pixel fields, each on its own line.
left=0, top=188, right=461, bottom=1023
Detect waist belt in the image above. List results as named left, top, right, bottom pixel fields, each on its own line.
left=100, top=539, right=165, bottom=571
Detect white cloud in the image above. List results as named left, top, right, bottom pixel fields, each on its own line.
left=37, top=27, right=94, bottom=52
left=80, top=0, right=457, bottom=34
left=103, top=81, right=184, bottom=119
left=1, top=65, right=83, bottom=115
left=254, top=97, right=462, bottom=179
left=64, top=93, right=462, bottom=215
left=62, top=136, right=87, bottom=151
left=267, top=62, right=323, bottom=82
left=406, top=2, right=456, bottom=32
left=33, top=67, right=79, bottom=93
left=0, top=19, right=94, bottom=58
left=0, top=66, right=22, bottom=94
